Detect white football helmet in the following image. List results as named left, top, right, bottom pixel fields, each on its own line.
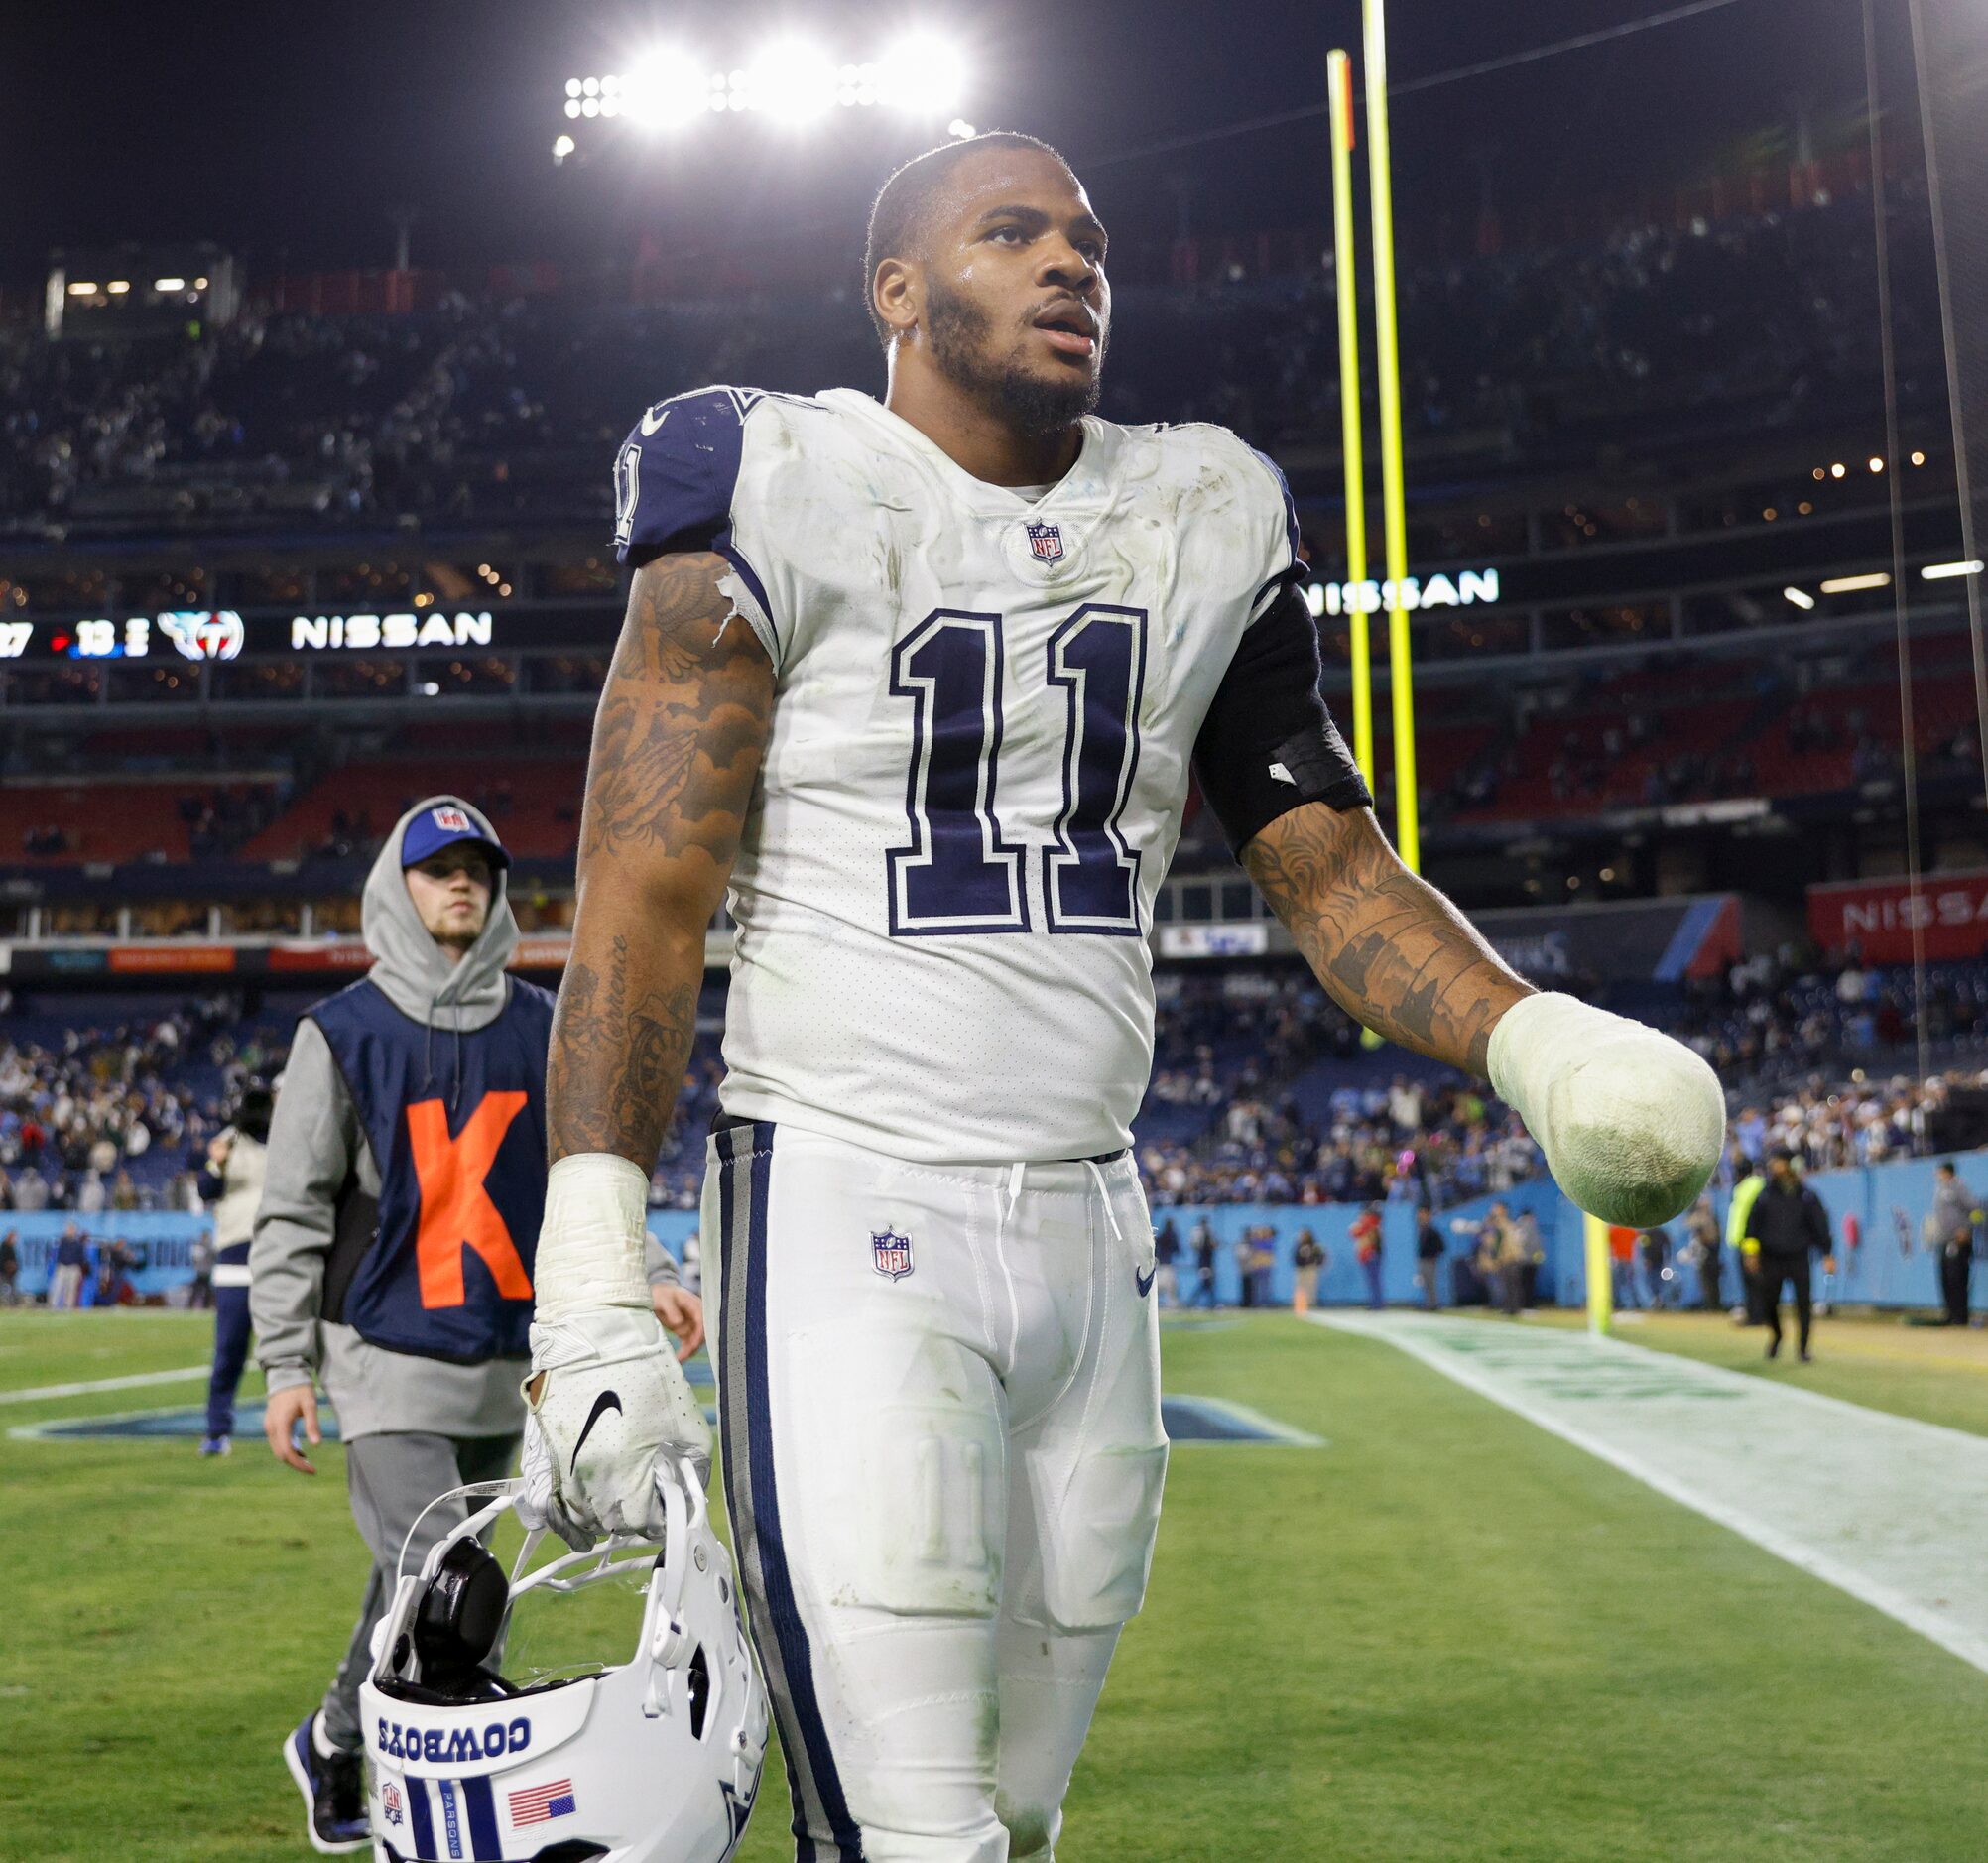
left=360, top=1459, right=768, bottom=1863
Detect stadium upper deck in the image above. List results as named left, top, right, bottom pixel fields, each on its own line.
left=0, top=178, right=1977, bottom=949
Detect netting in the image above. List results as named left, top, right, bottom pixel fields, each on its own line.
left=1910, top=0, right=1988, bottom=789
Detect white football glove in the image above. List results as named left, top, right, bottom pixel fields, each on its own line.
left=1490, top=991, right=1725, bottom=1230
left=519, top=1305, right=712, bottom=1546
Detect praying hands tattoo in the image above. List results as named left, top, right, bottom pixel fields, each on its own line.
left=547, top=552, right=775, bottom=1170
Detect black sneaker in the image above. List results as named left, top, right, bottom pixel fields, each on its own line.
left=283, top=1713, right=370, bottom=1854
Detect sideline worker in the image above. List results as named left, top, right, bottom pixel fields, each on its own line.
left=250, top=797, right=703, bottom=1852
left=1931, top=1161, right=1981, bottom=1326
left=1744, top=1148, right=1831, bottom=1363
left=197, top=1078, right=271, bottom=1457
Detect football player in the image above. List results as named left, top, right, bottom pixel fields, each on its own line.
left=521, top=133, right=1724, bottom=1860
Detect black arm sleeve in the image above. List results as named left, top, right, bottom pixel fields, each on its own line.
left=1191, top=583, right=1374, bottom=856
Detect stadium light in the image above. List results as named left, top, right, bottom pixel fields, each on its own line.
left=558, top=37, right=969, bottom=132
left=623, top=50, right=710, bottom=131
left=66, top=281, right=99, bottom=296
left=552, top=134, right=575, bottom=163
left=1922, top=559, right=1984, bottom=580
left=1783, top=586, right=1816, bottom=610
left=107, top=280, right=130, bottom=294
left=876, top=33, right=966, bottom=113
left=1818, top=572, right=1892, bottom=594
left=153, top=276, right=186, bottom=292
left=744, top=41, right=838, bottom=123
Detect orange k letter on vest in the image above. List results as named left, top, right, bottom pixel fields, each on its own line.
left=407, top=1093, right=534, bottom=1308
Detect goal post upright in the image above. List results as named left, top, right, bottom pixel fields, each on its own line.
left=1361, top=0, right=1421, bottom=872
left=1326, top=47, right=1375, bottom=792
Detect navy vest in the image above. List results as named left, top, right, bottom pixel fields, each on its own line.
left=311, top=974, right=556, bottom=1364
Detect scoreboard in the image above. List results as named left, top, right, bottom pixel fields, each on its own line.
left=0, top=608, right=624, bottom=663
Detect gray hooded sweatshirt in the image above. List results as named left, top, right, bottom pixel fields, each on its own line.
left=251, top=795, right=681, bottom=1439
left=251, top=796, right=535, bottom=1439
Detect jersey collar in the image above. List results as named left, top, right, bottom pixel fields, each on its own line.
left=817, top=388, right=1118, bottom=519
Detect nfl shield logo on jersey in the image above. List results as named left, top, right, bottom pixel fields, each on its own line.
left=872, top=1227, right=915, bottom=1281
left=1025, top=520, right=1064, bottom=562
left=381, top=1782, right=405, bottom=1827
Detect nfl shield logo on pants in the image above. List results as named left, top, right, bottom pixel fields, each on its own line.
left=872, top=1227, right=915, bottom=1281
left=1025, top=521, right=1064, bottom=562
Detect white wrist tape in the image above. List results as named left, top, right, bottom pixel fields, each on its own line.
left=1488, top=992, right=1725, bottom=1230
left=533, top=1152, right=653, bottom=1319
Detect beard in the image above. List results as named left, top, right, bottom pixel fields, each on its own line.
left=925, top=276, right=1104, bottom=437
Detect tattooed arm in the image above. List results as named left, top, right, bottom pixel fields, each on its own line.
left=1240, top=803, right=1531, bottom=1075
left=1244, top=802, right=1726, bottom=1227
left=548, top=551, right=774, bottom=1168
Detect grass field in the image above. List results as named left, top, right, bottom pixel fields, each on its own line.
left=1533, top=1305, right=1988, bottom=1438
left=4, top=1307, right=1986, bottom=1861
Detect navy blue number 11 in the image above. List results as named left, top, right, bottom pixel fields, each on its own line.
left=887, top=604, right=1147, bottom=938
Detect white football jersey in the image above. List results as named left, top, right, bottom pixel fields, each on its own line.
left=613, top=385, right=1299, bottom=1163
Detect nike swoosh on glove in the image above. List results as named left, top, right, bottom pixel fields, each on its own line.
left=520, top=1305, right=711, bottom=1544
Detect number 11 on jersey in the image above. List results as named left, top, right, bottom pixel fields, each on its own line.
left=886, top=604, right=1148, bottom=939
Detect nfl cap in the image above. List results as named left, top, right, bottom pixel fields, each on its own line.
left=401, top=802, right=510, bottom=871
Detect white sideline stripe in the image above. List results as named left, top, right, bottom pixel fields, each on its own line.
left=0, top=1365, right=208, bottom=1406
left=1313, top=1313, right=1988, bottom=1676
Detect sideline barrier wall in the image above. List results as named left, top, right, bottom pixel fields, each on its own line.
left=4, top=1156, right=1979, bottom=1310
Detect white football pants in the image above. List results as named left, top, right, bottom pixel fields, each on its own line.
left=703, top=1119, right=1168, bottom=1863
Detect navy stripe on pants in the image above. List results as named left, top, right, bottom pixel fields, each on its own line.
left=716, top=1121, right=864, bottom=1862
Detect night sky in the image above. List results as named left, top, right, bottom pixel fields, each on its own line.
left=0, top=0, right=1902, bottom=284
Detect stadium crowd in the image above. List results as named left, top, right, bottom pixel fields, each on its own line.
left=4, top=955, right=1978, bottom=1221
left=0, top=187, right=1938, bottom=538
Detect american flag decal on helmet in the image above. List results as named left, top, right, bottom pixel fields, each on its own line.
left=509, top=1779, right=577, bottom=1825
left=1025, top=521, right=1064, bottom=562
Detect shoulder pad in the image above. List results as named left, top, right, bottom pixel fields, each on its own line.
left=611, top=386, right=773, bottom=566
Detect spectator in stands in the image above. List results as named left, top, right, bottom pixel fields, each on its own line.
left=49, top=1222, right=87, bottom=1308
left=1930, top=1162, right=1980, bottom=1327
left=1292, top=1228, right=1325, bottom=1313
left=1745, top=1149, right=1833, bottom=1362
left=1415, top=1205, right=1445, bottom=1309
left=0, top=1228, right=17, bottom=1306
left=12, top=1168, right=50, bottom=1212
left=1351, top=1203, right=1385, bottom=1309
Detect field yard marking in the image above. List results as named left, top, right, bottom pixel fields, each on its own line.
left=1315, top=1312, right=1988, bottom=1676
left=0, top=1365, right=208, bottom=1406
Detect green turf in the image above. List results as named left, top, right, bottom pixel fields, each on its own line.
left=1529, top=1308, right=1988, bottom=1439
left=4, top=1310, right=1985, bottom=1860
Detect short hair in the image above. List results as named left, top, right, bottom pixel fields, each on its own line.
left=862, top=131, right=1071, bottom=348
